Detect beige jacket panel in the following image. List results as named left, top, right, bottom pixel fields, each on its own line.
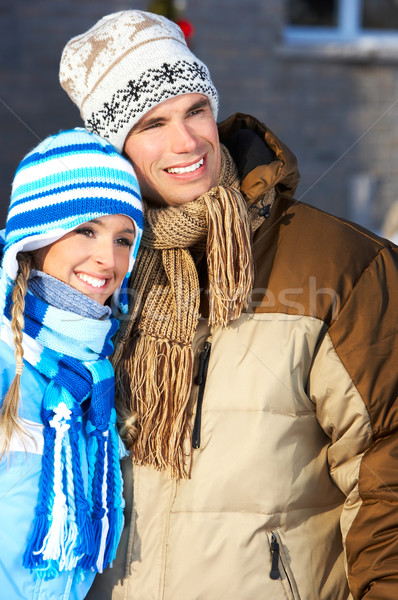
left=95, top=314, right=350, bottom=600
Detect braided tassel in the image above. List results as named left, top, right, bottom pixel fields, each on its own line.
left=103, top=414, right=125, bottom=568
left=33, top=404, right=71, bottom=567
left=68, top=416, right=93, bottom=565
left=83, top=424, right=109, bottom=572
left=95, top=432, right=109, bottom=573
left=22, top=415, right=57, bottom=578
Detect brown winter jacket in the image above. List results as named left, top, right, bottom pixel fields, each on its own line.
left=87, top=114, right=398, bottom=600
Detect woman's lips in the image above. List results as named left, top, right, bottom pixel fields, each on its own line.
left=75, top=272, right=108, bottom=288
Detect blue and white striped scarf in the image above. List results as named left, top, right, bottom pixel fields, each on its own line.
left=1, top=273, right=125, bottom=580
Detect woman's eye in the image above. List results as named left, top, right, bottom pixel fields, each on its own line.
left=115, top=237, right=133, bottom=248
left=76, top=227, right=94, bottom=237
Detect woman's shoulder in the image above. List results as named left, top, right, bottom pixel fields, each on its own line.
left=0, top=340, right=47, bottom=423
left=0, top=340, right=18, bottom=391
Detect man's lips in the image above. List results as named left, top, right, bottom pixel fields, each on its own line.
left=166, top=157, right=204, bottom=175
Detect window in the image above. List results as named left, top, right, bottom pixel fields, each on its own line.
left=287, top=0, right=338, bottom=28
left=285, top=0, right=398, bottom=44
left=362, top=0, right=398, bottom=30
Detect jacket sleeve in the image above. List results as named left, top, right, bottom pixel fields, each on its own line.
left=308, top=244, right=398, bottom=600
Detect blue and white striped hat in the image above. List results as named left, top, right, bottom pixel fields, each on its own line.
left=1, top=127, right=143, bottom=313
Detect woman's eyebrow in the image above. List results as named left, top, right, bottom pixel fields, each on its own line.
left=88, top=218, right=135, bottom=234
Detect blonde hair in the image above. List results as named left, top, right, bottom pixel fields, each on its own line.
left=0, top=252, right=33, bottom=458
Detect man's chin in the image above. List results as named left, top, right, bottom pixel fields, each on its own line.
left=147, top=188, right=213, bottom=207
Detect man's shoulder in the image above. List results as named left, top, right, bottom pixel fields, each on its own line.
left=252, top=196, right=396, bottom=321
left=265, top=196, right=389, bottom=260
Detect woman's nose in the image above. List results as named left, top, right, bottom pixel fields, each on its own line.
left=94, top=240, right=116, bottom=269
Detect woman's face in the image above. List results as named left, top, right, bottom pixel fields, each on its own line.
left=34, top=214, right=136, bottom=305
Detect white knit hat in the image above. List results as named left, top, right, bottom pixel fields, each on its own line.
left=59, top=10, right=219, bottom=152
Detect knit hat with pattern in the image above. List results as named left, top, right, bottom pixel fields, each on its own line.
left=2, top=127, right=143, bottom=313
left=59, top=10, right=219, bottom=152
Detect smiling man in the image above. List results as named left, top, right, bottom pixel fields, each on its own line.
left=124, top=94, right=221, bottom=206
left=60, top=10, right=398, bottom=600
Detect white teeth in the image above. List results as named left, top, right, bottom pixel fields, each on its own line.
left=167, top=158, right=204, bottom=174
left=77, top=273, right=106, bottom=288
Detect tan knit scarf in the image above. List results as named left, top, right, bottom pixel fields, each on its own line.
left=114, top=145, right=275, bottom=478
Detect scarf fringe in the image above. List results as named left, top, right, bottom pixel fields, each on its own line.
left=23, top=420, right=57, bottom=573
left=125, top=333, right=194, bottom=479
left=205, top=186, right=254, bottom=328
left=117, top=145, right=262, bottom=478
left=104, top=424, right=125, bottom=566
left=23, top=394, right=124, bottom=578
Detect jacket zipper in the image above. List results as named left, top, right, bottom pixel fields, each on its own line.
left=268, top=531, right=301, bottom=599
left=192, top=341, right=211, bottom=449
left=270, top=533, right=281, bottom=580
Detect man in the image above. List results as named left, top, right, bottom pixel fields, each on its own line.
left=60, top=10, right=398, bottom=600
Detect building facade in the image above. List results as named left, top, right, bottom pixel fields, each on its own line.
left=1, top=0, right=398, bottom=233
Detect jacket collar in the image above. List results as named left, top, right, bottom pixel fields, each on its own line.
left=218, top=113, right=300, bottom=206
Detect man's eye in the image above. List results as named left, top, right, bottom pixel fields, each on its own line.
left=144, top=122, right=162, bottom=130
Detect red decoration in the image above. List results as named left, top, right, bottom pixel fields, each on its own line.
left=176, top=19, right=194, bottom=42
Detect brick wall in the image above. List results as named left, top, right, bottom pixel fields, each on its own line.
left=1, top=0, right=398, bottom=233
left=0, top=0, right=147, bottom=227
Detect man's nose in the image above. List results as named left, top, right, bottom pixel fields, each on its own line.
left=170, top=122, right=197, bottom=153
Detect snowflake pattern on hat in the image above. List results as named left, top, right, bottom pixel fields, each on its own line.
left=60, top=10, right=219, bottom=152
left=86, top=60, right=218, bottom=140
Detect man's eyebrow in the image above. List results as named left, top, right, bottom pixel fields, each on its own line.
left=131, top=97, right=211, bottom=133
left=135, top=114, right=164, bottom=130
left=187, top=98, right=210, bottom=113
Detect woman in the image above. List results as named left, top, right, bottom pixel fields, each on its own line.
left=0, top=128, right=143, bottom=599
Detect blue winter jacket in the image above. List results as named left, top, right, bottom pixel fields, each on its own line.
left=0, top=340, right=96, bottom=600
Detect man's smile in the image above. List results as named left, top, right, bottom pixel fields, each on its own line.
left=166, top=157, right=204, bottom=175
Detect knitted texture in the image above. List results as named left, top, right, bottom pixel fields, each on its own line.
left=0, top=281, right=124, bottom=579
left=59, top=10, right=219, bottom=152
left=0, top=127, right=143, bottom=579
left=114, top=145, right=276, bottom=478
left=1, top=127, right=143, bottom=313
left=28, top=269, right=111, bottom=319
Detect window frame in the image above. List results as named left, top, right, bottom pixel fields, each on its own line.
left=284, top=0, right=398, bottom=46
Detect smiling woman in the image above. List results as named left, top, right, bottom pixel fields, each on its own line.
left=34, top=215, right=136, bottom=305
left=0, top=128, right=143, bottom=600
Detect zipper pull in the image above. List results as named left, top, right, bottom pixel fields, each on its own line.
left=192, top=341, right=212, bottom=449
left=194, top=342, right=211, bottom=385
left=270, top=533, right=280, bottom=580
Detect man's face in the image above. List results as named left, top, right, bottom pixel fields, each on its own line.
left=124, top=93, right=221, bottom=207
